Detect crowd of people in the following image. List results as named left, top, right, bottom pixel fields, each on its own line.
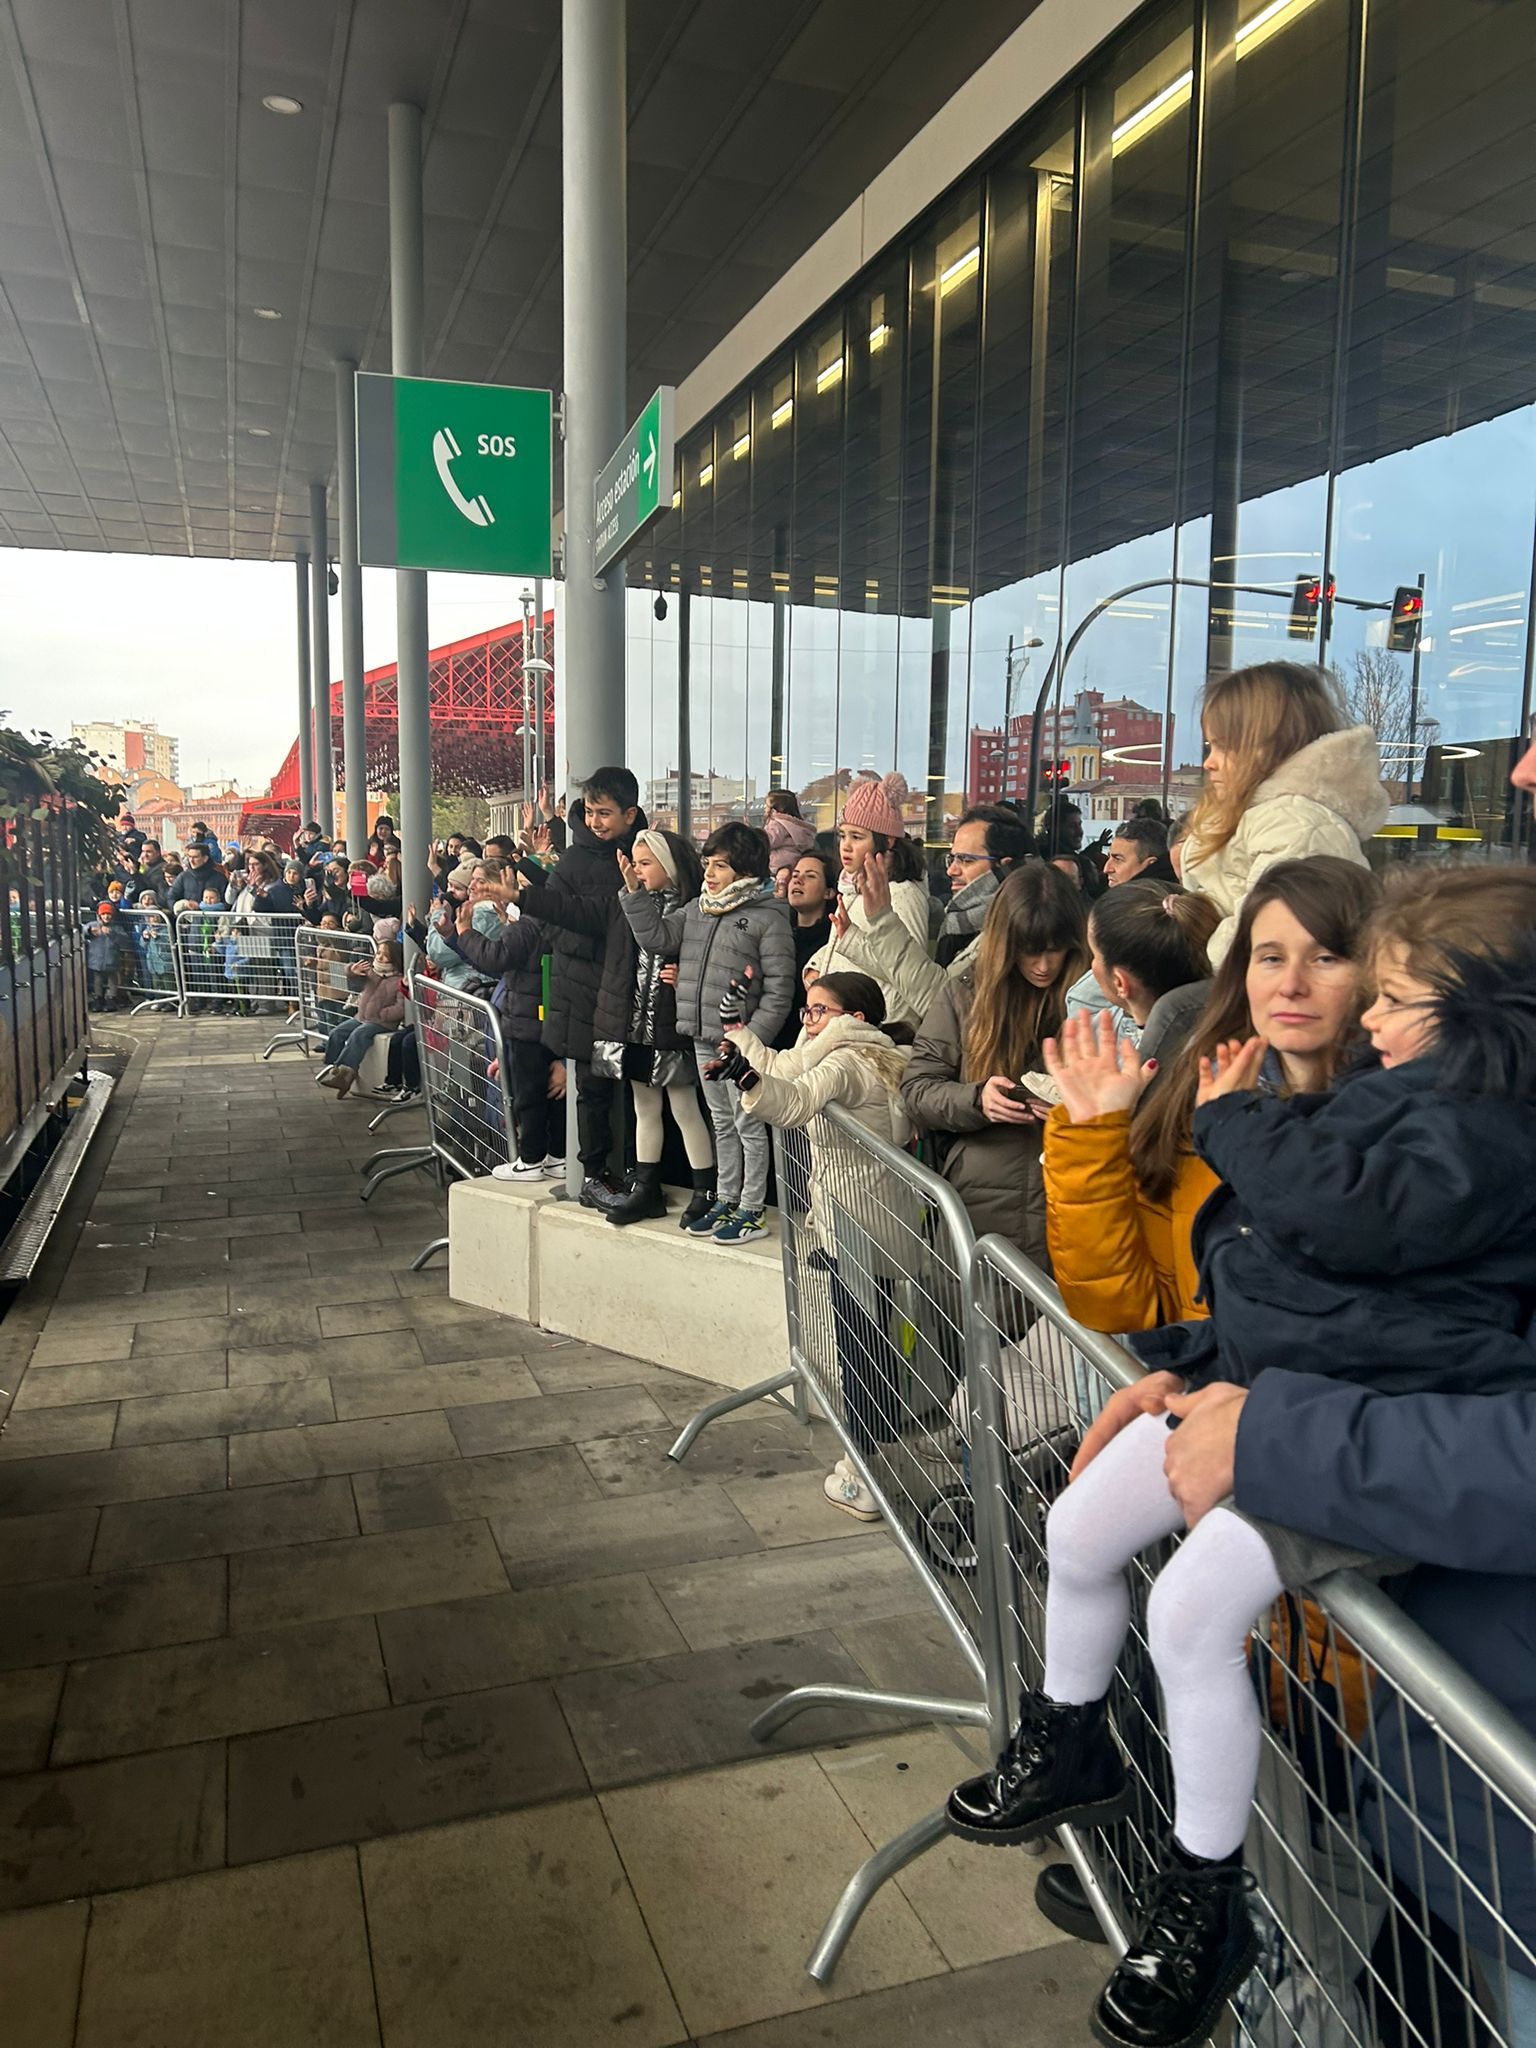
left=83, top=660, right=1536, bottom=2045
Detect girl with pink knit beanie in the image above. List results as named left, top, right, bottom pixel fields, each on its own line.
left=804, top=771, right=934, bottom=1025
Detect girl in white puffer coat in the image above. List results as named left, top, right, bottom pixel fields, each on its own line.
left=1181, top=661, right=1388, bottom=967
left=720, top=969, right=927, bottom=1521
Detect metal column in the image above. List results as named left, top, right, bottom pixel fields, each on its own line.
left=335, top=359, right=367, bottom=857
left=309, top=482, right=335, bottom=837
left=294, top=550, right=314, bottom=832
left=389, top=101, right=433, bottom=906
left=560, top=0, right=627, bottom=793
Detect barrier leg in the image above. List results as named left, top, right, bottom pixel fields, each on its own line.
left=409, top=1236, right=448, bottom=1271
left=667, top=1370, right=796, bottom=1463
left=367, top=1096, right=423, bottom=1133
left=805, top=1808, right=952, bottom=1985
left=360, top=1150, right=435, bottom=1201
left=262, top=1024, right=316, bottom=1059
left=750, top=1684, right=989, bottom=1742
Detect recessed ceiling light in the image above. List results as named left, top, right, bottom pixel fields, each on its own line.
left=261, top=94, right=303, bottom=115
left=245, top=426, right=271, bottom=438
left=253, top=306, right=282, bottom=320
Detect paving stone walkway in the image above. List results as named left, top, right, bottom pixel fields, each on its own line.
left=0, top=1014, right=1103, bottom=2045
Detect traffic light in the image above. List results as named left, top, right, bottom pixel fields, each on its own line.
left=1288, top=572, right=1335, bottom=640
left=1387, top=584, right=1424, bottom=654
left=1044, top=756, right=1072, bottom=787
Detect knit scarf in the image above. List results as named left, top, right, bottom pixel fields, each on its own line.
left=937, top=866, right=999, bottom=965
left=700, top=873, right=769, bottom=917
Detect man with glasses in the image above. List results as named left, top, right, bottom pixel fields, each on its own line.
left=938, top=806, right=1035, bottom=965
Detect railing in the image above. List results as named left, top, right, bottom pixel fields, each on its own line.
left=169, top=906, right=304, bottom=1016
left=402, top=971, right=515, bottom=1269
left=262, top=925, right=376, bottom=1058
left=673, top=1104, right=1536, bottom=2042
left=81, top=906, right=179, bottom=1014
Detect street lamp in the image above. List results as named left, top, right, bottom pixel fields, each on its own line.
left=1002, top=635, right=1045, bottom=803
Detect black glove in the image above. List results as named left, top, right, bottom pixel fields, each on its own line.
left=705, top=1039, right=759, bottom=1090
left=718, top=965, right=755, bottom=1027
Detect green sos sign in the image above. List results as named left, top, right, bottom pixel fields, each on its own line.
left=356, top=373, right=553, bottom=577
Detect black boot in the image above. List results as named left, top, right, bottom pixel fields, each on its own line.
left=945, top=1690, right=1128, bottom=1846
left=678, top=1168, right=715, bottom=1231
left=1036, top=1861, right=1109, bottom=1945
left=606, top=1162, right=667, bottom=1227
left=1090, top=1846, right=1258, bottom=2048
left=578, top=1173, right=624, bottom=1212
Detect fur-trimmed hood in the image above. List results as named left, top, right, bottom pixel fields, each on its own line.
left=1427, top=931, right=1536, bottom=1099
left=794, top=1012, right=911, bottom=1092
left=1249, top=724, right=1390, bottom=840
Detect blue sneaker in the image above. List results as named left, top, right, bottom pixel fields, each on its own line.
left=713, top=1207, right=768, bottom=1246
left=682, top=1197, right=734, bottom=1238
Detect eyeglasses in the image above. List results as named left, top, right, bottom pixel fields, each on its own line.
left=947, top=850, right=995, bottom=868
left=799, top=1003, right=845, bottom=1023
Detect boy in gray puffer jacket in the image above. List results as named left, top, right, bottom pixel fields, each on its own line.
left=619, top=821, right=794, bottom=1244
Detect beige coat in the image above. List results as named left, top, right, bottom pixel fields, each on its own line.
left=1182, top=724, right=1388, bottom=965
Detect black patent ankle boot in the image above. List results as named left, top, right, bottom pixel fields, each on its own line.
left=678, top=1168, right=715, bottom=1230
left=607, top=1162, right=667, bottom=1227
left=1090, top=1847, right=1259, bottom=2048
left=945, top=1690, right=1128, bottom=1846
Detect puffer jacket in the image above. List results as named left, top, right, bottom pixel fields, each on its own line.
left=350, top=965, right=405, bottom=1028
left=1135, top=1045, right=1536, bottom=1399
left=444, top=911, right=547, bottom=1043
left=519, top=807, right=645, bottom=1061
left=901, top=970, right=1048, bottom=1266
left=764, top=809, right=815, bottom=876
left=620, top=883, right=796, bottom=1047
left=804, top=877, right=934, bottom=1027
left=1042, top=1109, right=1215, bottom=1333
left=1183, top=725, right=1388, bottom=965
left=513, top=879, right=689, bottom=1057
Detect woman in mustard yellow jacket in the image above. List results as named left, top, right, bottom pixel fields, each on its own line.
left=1042, top=858, right=1381, bottom=1335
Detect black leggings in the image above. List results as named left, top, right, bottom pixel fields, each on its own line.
left=812, top=1250, right=905, bottom=1460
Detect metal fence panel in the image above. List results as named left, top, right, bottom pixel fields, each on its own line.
left=172, top=907, right=303, bottom=1014
left=82, top=906, right=179, bottom=1013
left=967, top=1230, right=1536, bottom=2048
left=263, top=925, right=376, bottom=1058
left=411, top=971, right=514, bottom=1181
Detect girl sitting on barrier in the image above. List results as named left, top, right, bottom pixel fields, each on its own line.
left=947, top=862, right=1536, bottom=2048
left=717, top=970, right=915, bottom=1521
left=316, top=938, right=405, bottom=1098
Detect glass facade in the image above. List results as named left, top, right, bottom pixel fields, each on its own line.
left=624, top=0, right=1536, bottom=861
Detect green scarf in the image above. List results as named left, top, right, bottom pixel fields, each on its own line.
left=699, top=873, right=769, bottom=917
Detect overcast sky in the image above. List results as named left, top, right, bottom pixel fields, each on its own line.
left=0, top=550, right=542, bottom=793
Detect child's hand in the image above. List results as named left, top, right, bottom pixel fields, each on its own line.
left=718, top=966, right=754, bottom=1026
left=773, top=868, right=790, bottom=899
left=547, top=1060, right=567, bottom=1100
left=855, top=850, right=892, bottom=923
left=659, top=962, right=678, bottom=987
left=829, top=897, right=851, bottom=942
left=1043, top=1010, right=1157, bottom=1124
left=616, top=850, right=641, bottom=894
left=1196, top=1035, right=1268, bottom=1108
left=1069, top=1371, right=1186, bottom=1480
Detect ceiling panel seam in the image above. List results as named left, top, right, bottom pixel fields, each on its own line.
left=265, top=0, right=354, bottom=562
left=224, top=0, right=242, bottom=549
left=0, top=1, right=117, bottom=550
left=112, top=0, right=195, bottom=557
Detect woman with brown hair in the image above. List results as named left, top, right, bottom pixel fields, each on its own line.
left=901, top=863, right=1086, bottom=1262
left=1041, top=855, right=1381, bottom=1335
left=1182, top=661, right=1387, bottom=964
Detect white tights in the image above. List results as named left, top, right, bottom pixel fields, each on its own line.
left=632, top=1078, right=714, bottom=1170
left=1043, top=1410, right=1283, bottom=1860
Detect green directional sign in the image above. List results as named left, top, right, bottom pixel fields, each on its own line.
left=594, top=386, right=675, bottom=574
left=356, top=372, right=553, bottom=577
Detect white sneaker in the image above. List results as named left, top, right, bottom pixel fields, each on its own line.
left=833, top=1456, right=854, bottom=1481
left=541, top=1157, right=567, bottom=1178
left=823, top=1470, right=881, bottom=1521
left=492, top=1159, right=549, bottom=1182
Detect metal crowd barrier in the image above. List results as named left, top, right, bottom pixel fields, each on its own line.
left=171, top=906, right=303, bottom=1016
left=969, top=1233, right=1536, bottom=2048
left=81, top=905, right=179, bottom=1013
left=672, top=1106, right=1536, bottom=2040
left=668, top=1105, right=1010, bottom=1981
left=262, top=925, right=375, bottom=1058
left=392, top=972, right=514, bottom=1268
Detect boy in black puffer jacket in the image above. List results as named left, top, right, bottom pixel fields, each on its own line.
left=619, top=820, right=794, bottom=1246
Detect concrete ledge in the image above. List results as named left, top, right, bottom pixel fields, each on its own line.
left=448, top=1179, right=789, bottom=1393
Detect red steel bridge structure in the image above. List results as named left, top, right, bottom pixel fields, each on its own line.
left=241, top=612, right=555, bottom=843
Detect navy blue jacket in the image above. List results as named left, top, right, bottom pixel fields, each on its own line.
left=1135, top=1058, right=1536, bottom=1398
left=1237, top=1368, right=1536, bottom=1963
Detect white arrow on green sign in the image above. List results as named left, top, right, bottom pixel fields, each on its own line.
left=594, top=386, right=675, bottom=575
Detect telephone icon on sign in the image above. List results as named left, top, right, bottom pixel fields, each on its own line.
left=432, top=428, right=495, bottom=527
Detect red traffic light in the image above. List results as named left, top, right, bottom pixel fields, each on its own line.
left=1289, top=573, right=1336, bottom=639
left=1387, top=584, right=1424, bottom=654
